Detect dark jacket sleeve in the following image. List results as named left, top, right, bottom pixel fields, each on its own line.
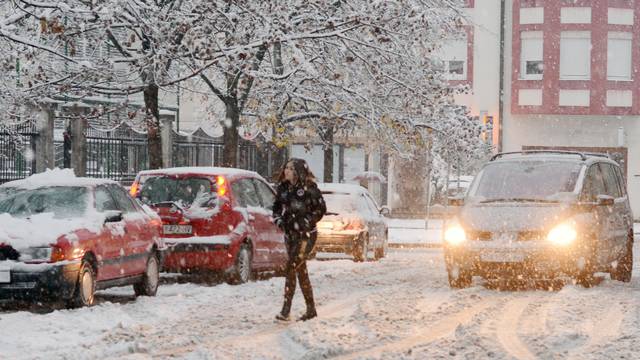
left=272, top=183, right=284, bottom=221
left=305, top=185, right=327, bottom=227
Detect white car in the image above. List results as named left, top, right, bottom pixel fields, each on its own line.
left=315, top=183, right=389, bottom=261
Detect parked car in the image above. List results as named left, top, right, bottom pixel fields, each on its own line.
left=0, top=169, right=163, bottom=307
left=130, top=167, right=287, bottom=284
left=315, top=183, right=389, bottom=261
left=444, top=151, right=634, bottom=288
left=446, top=175, right=474, bottom=197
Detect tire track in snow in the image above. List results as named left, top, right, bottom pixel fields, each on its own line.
left=567, top=300, right=624, bottom=359
left=496, top=297, right=537, bottom=360
left=335, top=298, right=494, bottom=360
left=153, top=265, right=422, bottom=358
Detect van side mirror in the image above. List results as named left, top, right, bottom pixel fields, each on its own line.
left=380, top=206, right=391, bottom=217
left=448, top=196, right=465, bottom=206
left=597, top=195, right=614, bottom=206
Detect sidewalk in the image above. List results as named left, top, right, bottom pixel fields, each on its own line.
left=387, top=218, right=443, bottom=248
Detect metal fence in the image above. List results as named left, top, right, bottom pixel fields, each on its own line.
left=2, top=120, right=262, bottom=184
left=173, top=128, right=258, bottom=172
left=85, top=124, right=149, bottom=182
left=0, top=122, right=37, bottom=184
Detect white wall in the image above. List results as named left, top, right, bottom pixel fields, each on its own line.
left=453, top=0, right=502, bottom=146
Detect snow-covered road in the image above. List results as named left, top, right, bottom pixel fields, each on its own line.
left=3, top=245, right=640, bottom=359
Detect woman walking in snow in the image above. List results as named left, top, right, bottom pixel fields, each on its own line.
left=272, top=158, right=326, bottom=321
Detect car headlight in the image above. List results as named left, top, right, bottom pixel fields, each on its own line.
left=547, top=223, right=577, bottom=246
left=444, top=224, right=467, bottom=245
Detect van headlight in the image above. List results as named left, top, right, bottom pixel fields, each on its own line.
left=547, top=223, right=577, bottom=246
left=444, top=224, right=467, bottom=245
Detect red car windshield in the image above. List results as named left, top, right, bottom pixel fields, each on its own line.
left=139, top=176, right=214, bottom=207
left=0, top=186, right=88, bottom=218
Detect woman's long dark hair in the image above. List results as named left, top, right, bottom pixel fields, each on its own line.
left=277, top=158, right=317, bottom=187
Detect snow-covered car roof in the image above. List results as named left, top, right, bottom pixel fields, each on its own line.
left=0, top=168, right=117, bottom=190
left=138, top=167, right=260, bottom=179
left=318, top=183, right=370, bottom=195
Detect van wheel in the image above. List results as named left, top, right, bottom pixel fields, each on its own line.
left=611, top=238, right=633, bottom=282
left=447, top=264, right=472, bottom=289
left=68, top=261, right=96, bottom=308
left=134, top=253, right=160, bottom=296
left=227, top=244, right=253, bottom=284
left=575, top=257, right=596, bottom=288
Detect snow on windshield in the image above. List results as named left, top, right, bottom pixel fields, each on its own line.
left=0, top=187, right=104, bottom=249
left=0, top=186, right=88, bottom=219
left=323, top=192, right=368, bottom=215
left=139, top=176, right=215, bottom=208
left=469, top=160, right=582, bottom=201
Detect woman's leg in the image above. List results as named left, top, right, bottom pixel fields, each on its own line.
left=296, top=258, right=316, bottom=318
left=295, top=237, right=316, bottom=319
left=280, top=239, right=300, bottom=317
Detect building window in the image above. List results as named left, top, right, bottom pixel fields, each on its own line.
left=520, top=31, right=543, bottom=80
left=437, top=37, right=468, bottom=81
left=560, top=31, right=591, bottom=80
left=448, top=61, right=465, bottom=75
left=607, top=32, right=632, bottom=81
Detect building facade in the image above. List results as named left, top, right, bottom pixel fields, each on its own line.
left=502, top=0, right=640, bottom=217
left=441, top=0, right=640, bottom=216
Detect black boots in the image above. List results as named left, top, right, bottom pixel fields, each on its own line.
left=297, top=309, right=317, bottom=321
left=275, top=313, right=290, bottom=321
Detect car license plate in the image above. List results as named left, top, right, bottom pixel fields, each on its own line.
left=0, top=265, right=9, bottom=283
left=163, top=225, right=192, bottom=235
left=480, top=252, right=524, bottom=263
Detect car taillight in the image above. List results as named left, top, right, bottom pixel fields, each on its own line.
left=130, top=180, right=140, bottom=197
left=215, top=176, right=227, bottom=197
left=344, top=219, right=363, bottom=230
left=50, top=247, right=66, bottom=262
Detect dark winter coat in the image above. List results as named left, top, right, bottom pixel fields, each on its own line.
left=272, top=181, right=327, bottom=241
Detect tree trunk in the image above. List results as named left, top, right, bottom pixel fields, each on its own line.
left=323, top=125, right=334, bottom=183
left=222, top=102, right=240, bottom=167
left=144, top=83, right=163, bottom=169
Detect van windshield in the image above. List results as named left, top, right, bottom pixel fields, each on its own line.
left=468, top=160, right=583, bottom=202
left=139, top=176, right=214, bottom=207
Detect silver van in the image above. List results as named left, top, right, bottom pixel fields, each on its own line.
left=444, top=151, right=634, bottom=288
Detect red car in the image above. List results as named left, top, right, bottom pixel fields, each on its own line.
left=131, top=167, right=287, bottom=283
left=0, top=170, right=163, bottom=307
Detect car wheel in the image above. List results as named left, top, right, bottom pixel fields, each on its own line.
left=447, top=264, right=472, bottom=289
left=610, top=237, right=633, bottom=283
left=227, top=243, right=253, bottom=284
left=68, top=260, right=96, bottom=308
left=353, top=235, right=368, bottom=262
left=134, top=253, right=160, bottom=297
left=374, top=232, right=388, bottom=260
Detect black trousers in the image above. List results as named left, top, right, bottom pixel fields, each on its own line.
left=281, top=234, right=316, bottom=316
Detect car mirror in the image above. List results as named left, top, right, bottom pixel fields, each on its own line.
left=597, top=195, right=614, bottom=206
left=380, top=206, right=391, bottom=216
left=104, top=210, right=123, bottom=223
left=448, top=196, right=465, bottom=206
